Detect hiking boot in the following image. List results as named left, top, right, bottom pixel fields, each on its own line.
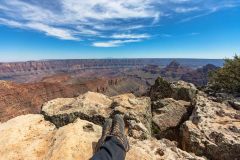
left=95, top=119, right=112, bottom=153
left=111, top=114, right=130, bottom=152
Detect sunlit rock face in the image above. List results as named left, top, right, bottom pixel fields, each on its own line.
left=0, top=114, right=204, bottom=160
left=42, top=91, right=152, bottom=140
left=1, top=78, right=239, bottom=160
left=181, top=94, right=240, bottom=160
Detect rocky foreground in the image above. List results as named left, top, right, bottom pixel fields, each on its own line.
left=0, top=78, right=239, bottom=160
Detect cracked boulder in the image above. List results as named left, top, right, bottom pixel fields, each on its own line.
left=41, top=91, right=113, bottom=127
left=42, top=91, right=151, bottom=140
left=181, top=94, right=240, bottom=160
left=152, top=98, right=192, bottom=141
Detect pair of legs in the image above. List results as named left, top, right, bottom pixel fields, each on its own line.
left=91, top=115, right=129, bottom=160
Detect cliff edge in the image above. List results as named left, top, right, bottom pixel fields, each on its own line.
left=0, top=78, right=239, bottom=160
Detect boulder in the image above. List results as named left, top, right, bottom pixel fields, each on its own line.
left=42, top=91, right=152, bottom=139
left=150, top=78, right=197, bottom=141
left=0, top=114, right=101, bottom=160
left=0, top=114, right=204, bottom=160
left=152, top=98, right=192, bottom=141
left=0, top=114, right=56, bottom=160
left=41, top=91, right=113, bottom=127
left=150, top=77, right=197, bottom=104
left=181, top=94, right=240, bottom=160
left=171, top=81, right=198, bottom=103
left=111, top=93, right=152, bottom=139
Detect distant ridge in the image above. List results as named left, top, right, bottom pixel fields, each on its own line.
left=0, top=58, right=224, bottom=67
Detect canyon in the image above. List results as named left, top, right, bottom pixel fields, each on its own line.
left=0, top=59, right=222, bottom=122
left=0, top=78, right=239, bottom=160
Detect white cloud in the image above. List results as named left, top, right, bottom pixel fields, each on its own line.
left=0, top=18, right=79, bottom=40
left=175, top=7, right=199, bottom=13
left=0, top=0, right=159, bottom=43
left=61, top=0, right=158, bottom=20
left=26, top=23, right=79, bottom=40
left=111, top=33, right=150, bottom=39
left=0, top=18, right=24, bottom=28
left=0, top=0, right=239, bottom=46
left=2, top=0, right=55, bottom=23
left=76, top=26, right=100, bottom=36
left=93, top=39, right=141, bottom=47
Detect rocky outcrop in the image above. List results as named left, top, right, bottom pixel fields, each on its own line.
left=0, top=114, right=102, bottom=160
left=1, top=76, right=239, bottom=160
left=181, top=93, right=240, bottom=160
left=150, top=77, right=198, bottom=104
left=152, top=98, right=192, bottom=141
left=0, top=114, right=204, bottom=160
left=42, top=92, right=152, bottom=140
left=41, top=92, right=113, bottom=127
left=111, top=93, right=152, bottom=139
left=150, top=78, right=197, bottom=142
left=150, top=78, right=240, bottom=159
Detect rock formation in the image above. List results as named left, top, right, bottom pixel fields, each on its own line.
left=0, top=114, right=204, bottom=160
left=42, top=92, right=151, bottom=140
left=0, top=60, right=222, bottom=123
left=0, top=76, right=141, bottom=123
left=150, top=78, right=240, bottom=160
left=0, top=80, right=88, bottom=122
left=181, top=93, right=240, bottom=160
left=160, top=60, right=193, bottom=81
left=150, top=77, right=197, bottom=142
left=0, top=77, right=239, bottom=160
left=150, top=77, right=198, bottom=104
left=152, top=98, right=191, bottom=141
left=181, top=64, right=219, bottom=86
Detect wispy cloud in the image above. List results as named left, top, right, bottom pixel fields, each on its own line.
left=189, top=32, right=200, bottom=36
left=0, top=0, right=239, bottom=47
left=111, top=33, right=150, bottom=39
left=26, top=23, right=79, bottom=40
left=93, top=39, right=141, bottom=47
left=0, top=18, right=79, bottom=40
left=174, top=7, right=199, bottom=13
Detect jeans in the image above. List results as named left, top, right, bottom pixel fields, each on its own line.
left=91, top=136, right=126, bottom=160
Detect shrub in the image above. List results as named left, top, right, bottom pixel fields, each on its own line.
left=209, top=55, right=240, bottom=93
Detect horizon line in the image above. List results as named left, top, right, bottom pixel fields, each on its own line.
left=0, top=57, right=226, bottom=63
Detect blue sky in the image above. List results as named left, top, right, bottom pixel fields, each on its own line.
left=0, top=0, right=240, bottom=61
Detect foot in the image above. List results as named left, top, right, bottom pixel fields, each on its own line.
left=95, top=118, right=112, bottom=153
left=111, top=114, right=130, bottom=152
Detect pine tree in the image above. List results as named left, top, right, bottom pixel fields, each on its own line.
left=209, top=55, right=240, bottom=93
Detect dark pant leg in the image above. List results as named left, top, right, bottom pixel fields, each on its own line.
left=91, top=136, right=126, bottom=160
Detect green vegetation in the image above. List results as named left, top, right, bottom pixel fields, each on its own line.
left=209, top=55, right=240, bottom=93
